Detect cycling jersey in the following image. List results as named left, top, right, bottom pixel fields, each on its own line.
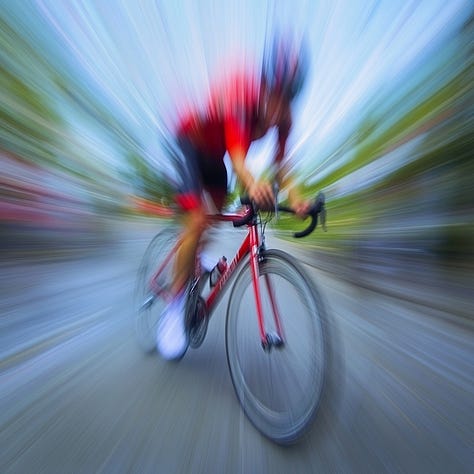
left=177, top=71, right=261, bottom=159
left=174, top=70, right=290, bottom=210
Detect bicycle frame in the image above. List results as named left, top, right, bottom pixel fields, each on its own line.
left=145, top=191, right=325, bottom=347
left=148, top=209, right=283, bottom=348
left=204, top=211, right=282, bottom=348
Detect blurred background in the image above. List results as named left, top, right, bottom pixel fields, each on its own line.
left=1, top=1, right=473, bottom=473
left=1, top=0, right=472, bottom=261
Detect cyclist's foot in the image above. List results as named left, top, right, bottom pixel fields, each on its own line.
left=156, top=290, right=188, bottom=360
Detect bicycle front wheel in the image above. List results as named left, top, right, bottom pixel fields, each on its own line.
left=226, top=249, right=327, bottom=444
left=134, top=225, right=179, bottom=353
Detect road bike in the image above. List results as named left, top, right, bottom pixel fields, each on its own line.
left=135, top=193, right=330, bottom=444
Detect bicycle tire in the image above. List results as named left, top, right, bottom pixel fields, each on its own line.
left=134, top=226, right=180, bottom=353
left=225, top=249, right=328, bottom=444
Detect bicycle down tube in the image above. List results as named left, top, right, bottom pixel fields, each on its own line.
left=202, top=216, right=278, bottom=347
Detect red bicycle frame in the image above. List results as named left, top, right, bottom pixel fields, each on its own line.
left=201, top=211, right=283, bottom=346
left=145, top=206, right=288, bottom=348
left=145, top=192, right=324, bottom=350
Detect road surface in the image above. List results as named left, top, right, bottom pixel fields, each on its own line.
left=1, top=221, right=472, bottom=473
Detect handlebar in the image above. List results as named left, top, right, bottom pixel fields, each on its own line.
left=233, top=192, right=326, bottom=238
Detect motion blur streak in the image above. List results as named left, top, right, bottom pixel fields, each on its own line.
left=1, top=1, right=473, bottom=473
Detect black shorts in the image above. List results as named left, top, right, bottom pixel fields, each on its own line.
left=175, top=136, right=228, bottom=210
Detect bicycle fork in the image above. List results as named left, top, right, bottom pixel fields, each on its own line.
left=249, top=227, right=284, bottom=352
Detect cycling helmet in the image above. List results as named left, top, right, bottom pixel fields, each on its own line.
left=262, top=35, right=308, bottom=100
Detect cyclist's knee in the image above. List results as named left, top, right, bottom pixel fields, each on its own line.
left=184, top=207, right=208, bottom=236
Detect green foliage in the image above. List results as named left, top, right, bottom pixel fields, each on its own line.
left=276, top=18, right=474, bottom=262
left=1, top=8, right=472, bottom=245
left=126, top=151, right=174, bottom=202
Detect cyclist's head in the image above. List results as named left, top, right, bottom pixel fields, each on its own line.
left=261, top=35, right=308, bottom=103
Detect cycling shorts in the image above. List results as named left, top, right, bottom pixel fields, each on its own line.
left=175, top=135, right=228, bottom=211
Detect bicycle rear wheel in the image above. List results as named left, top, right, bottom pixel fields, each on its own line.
left=225, top=249, right=327, bottom=444
left=134, top=226, right=179, bottom=352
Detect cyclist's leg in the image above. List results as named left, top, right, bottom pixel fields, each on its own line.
left=172, top=205, right=208, bottom=293
left=171, top=138, right=223, bottom=292
left=155, top=137, right=204, bottom=359
left=173, top=156, right=227, bottom=293
left=195, top=155, right=228, bottom=266
left=199, top=156, right=228, bottom=212
left=157, top=139, right=226, bottom=359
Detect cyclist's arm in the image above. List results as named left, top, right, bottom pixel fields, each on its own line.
left=231, top=150, right=274, bottom=208
left=224, top=114, right=255, bottom=191
left=274, top=118, right=310, bottom=217
left=274, top=115, right=291, bottom=167
left=225, top=112, right=274, bottom=208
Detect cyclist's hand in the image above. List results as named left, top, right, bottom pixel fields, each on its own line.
left=292, top=200, right=311, bottom=218
left=289, top=189, right=311, bottom=218
left=248, top=180, right=274, bottom=209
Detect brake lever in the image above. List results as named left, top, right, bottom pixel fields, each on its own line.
left=321, top=207, right=327, bottom=231
left=316, top=192, right=327, bottom=232
left=292, top=191, right=326, bottom=238
left=272, top=183, right=280, bottom=221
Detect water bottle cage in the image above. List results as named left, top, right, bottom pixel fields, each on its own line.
left=209, top=266, right=219, bottom=287
left=210, top=257, right=227, bottom=287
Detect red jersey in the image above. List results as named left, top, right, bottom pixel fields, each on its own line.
left=176, top=71, right=261, bottom=159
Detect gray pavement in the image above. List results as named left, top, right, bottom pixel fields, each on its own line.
left=0, top=222, right=472, bottom=473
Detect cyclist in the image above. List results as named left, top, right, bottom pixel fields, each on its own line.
left=158, top=38, right=311, bottom=360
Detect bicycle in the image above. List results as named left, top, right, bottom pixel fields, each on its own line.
left=135, top=192, right=330, bottom=444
